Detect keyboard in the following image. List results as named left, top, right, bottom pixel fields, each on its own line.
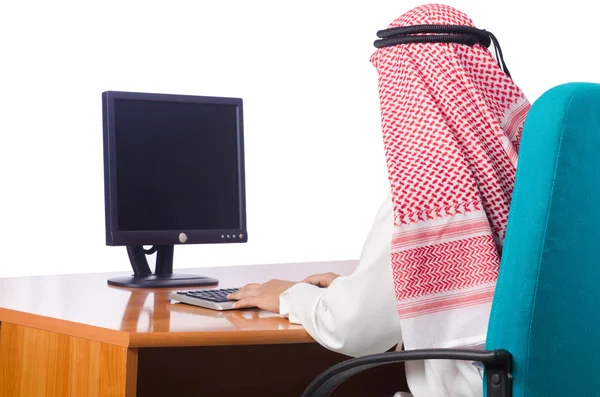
left=168, top=288, right=242, bottom=311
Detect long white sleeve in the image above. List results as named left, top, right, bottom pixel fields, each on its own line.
left=279, top=191, right=402, bottom=358
left=279, top=191, right=483, bottom=397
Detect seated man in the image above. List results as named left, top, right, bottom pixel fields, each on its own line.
left=229, top=4, right=530, bottom=396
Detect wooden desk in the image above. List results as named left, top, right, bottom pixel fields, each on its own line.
left=0, top=260, right=407, bottom=396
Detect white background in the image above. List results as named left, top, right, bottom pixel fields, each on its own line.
left=1, top=1, right=598, bottom=278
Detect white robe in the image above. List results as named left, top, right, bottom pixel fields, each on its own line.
left=279, top=192, right=483, bottom=397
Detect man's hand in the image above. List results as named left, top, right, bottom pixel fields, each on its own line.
left=227, top=279, right=297, bottom=313
left=302, top=272, right=340, bottom=288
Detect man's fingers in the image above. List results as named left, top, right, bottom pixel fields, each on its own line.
left=303, top=274, right=328, bottom=287
left=302, top=274, right=323, bottom=284
left=228, top=290, right=253, bottom=300
left=228, top=283, right=260, bottom=300
left=232, top=298, right=257, bottom=309
left=301, top=273, right=339, bottom=288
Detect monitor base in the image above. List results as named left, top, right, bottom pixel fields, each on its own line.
left=107, top=274, right=218, bottom=288
left=108, top=245, right=219, bottom=289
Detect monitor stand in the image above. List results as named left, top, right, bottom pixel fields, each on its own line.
left=107, top=245, right=218, bottom=288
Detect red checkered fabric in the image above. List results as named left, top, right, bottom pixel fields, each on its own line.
left=370, top=4, right=530, bottom=348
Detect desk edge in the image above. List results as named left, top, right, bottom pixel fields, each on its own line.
left=128, top=329, right=317, bottom=347
left=0, top=308, right=130, bottom=347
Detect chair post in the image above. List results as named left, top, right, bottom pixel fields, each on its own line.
left=485, top=350, right=512, bottom=397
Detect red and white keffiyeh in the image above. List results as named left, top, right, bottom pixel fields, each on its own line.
left=370, top=4, right=530, bottom=349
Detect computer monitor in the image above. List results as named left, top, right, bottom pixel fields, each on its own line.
left=102, top=90, right=247, bottom=288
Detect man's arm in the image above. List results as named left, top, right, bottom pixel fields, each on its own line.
left=278, top=191, right=402, bottom=357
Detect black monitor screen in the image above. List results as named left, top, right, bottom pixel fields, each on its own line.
left=113, top=99, right=241, bottom=232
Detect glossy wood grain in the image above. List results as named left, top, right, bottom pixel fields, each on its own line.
left=0, top=260, right=357, bottom=347
left=0, top=323, right=137, bottom=397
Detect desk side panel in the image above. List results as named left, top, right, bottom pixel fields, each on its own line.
left=136, top=343, right=408, bottom=397
left=0, top=323, right=138, bottom=397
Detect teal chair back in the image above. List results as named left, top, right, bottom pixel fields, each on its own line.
left=486, top=82, right=600, bottom=396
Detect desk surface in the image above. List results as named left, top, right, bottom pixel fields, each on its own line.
left=0, top=260, right=357, bottom=348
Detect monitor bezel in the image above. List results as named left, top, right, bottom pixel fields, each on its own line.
left=102, top=90, right=248, bottom=247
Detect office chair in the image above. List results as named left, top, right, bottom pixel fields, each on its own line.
left=302, top=82, right=600, bottom=397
